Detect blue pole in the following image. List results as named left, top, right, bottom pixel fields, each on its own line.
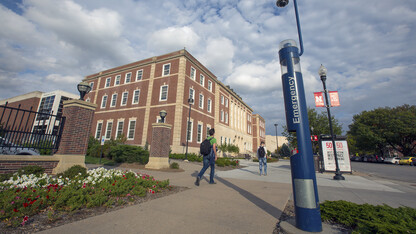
left=278, top=39, right=322, bottom=232
left=293, top=0, right=304, bottom=56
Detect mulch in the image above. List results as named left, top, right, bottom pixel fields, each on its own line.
left=0, top=186, right=188, bottom=234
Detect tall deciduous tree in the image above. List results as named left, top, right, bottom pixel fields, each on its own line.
left=282, top=107, right=343, bottom=149
left=348, top=104, right=416, bottom=156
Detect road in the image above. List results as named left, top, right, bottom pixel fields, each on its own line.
left=351, top=161, right=416, bottom=184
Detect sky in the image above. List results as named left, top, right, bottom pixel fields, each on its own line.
left=1, top=0, right=415, bottom=136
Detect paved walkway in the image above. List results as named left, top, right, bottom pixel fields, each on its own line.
left=37, top=159, right=416, bottom=234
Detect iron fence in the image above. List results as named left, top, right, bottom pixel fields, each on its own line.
left=0, top=102, right=66, bottom=155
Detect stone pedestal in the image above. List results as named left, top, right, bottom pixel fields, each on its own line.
left=146, top=123, right=171, bottom=169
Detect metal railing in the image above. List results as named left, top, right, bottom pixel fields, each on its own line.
left=0, top=102, right=66, bottom=155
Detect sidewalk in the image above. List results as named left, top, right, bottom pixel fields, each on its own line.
left=37, top=159, right=416, bottom=234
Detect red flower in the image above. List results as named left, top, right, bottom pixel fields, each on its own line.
left=29, top=200, right=36, bottom=205
left=23, top=203, right=29, bottom=208
left=32, top=189, right=36, bottom=193
left=13, top=208, right=19, bottom=212
left=27, top=198, right=31, bottom=202
left=46, top=195, right=49, bottom=199
left=112, top=183, right=115, bottom=186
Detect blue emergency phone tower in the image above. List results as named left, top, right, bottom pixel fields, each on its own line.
left=278, top=39, right=322, bottom=232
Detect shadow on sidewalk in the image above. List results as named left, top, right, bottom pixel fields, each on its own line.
left=238, top=167, right=260, bottom=175
left=216, top=177, right=282, bottom=219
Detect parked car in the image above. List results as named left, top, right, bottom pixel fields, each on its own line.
left=399, top=157, right=415, bottom=165
left=351, top=156, right=362, bottom=161
left=0, top=137, right=39, bottom=155
left=384, top=157, right=401, bottom=165
left=411, top=158, right=416, bottom=166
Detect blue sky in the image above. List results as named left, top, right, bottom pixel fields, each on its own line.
left=1, top=0, right=415, bottom=136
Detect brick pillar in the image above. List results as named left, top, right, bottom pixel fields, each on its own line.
left=145, top=123, right=172, bottom=169
left=53, top=100, right=97, bottom=174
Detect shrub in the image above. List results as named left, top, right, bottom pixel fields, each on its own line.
left=109, top=144, right=149, bottom=164
left=17, top=165, right=45, bottom=176
left=170, top=162, right=179, bottom=169
left=0, top=173, right=12, bottom=182
left=57, top=165, right=87, bottom=179
left=169, top=153, right=202, bottom=162
left=320, top=200, right=416, bottom=233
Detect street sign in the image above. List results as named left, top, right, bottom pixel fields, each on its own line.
left=321, top=139, right=351, bottom=172
left=311, top=135, right=318, bottom=141
left=329, top=91, right=340, bottom=107
left=101, top=136, right=105, bottom=145
left=314, top=92, right=324, bottom=107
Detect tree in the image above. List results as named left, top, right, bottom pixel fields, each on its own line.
left=282, top=107, right=343, bottom=149
left=348, top=105, right=416, bottom=156
left=279, top=143, right=291, bottom=158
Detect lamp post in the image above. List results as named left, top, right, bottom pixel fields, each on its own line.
left=185, top=98, right=194, bottom=161
left=159, top=110, right=167, bottom=123
left=318, top=65, right=345, bottom=180
left=77, top=81, right=92, bottom=101
left=276, top=0, right=322, bottom=232
left=274, top=123, right=279, bottom=155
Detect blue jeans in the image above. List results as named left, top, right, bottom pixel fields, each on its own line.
left=198, top=156, right=215, bottom=183
left=259, top=157, right=267, bottom=175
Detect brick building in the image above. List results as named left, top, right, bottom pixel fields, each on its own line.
left=83, top=49, right=264, bottom=154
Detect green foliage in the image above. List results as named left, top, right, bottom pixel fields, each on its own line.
left=56, top=165, right=87, bottom=179
left=217, top=143, right=240, bottom=154
left=23, top=140, right=53, bottom=155
left=17, top=165, right=45, bottom=177
left=84, top=155, right=115, bottom=165
left=170, top=162, right=179, bottom=169
left=109, top=144, right=149, bottom=164
left=348, top=104, right=416, bottom=156
left=279, top=143, right=291, bottom=158
left=283, top=107, right=343, bottom=149
left=0, top=173, right=13, bottom=182
left=169, top=153, right=203, bottom=162
left=0, top=169, right=170, bottom=228
left=320, top=200, right=416, bottom=233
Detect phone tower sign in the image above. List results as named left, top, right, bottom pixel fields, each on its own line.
left=278, top=39, right=322, bottom=232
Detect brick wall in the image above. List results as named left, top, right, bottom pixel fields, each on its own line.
left=0, top=160, right=58, bottom=174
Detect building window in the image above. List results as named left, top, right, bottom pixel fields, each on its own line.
left=221, top=95, right=224, bottom=105
left=189, top=88, right=195, bottom=101
left=132, top=90, right=140, bottom=104
left=116, top=120, right=124, bottom=138
left=125, top=72, right=132, bottom=83
left=206, top=126, right=210, bottom=138
left=105, top=77, right=111, bottom=87
left=163, top=63, right=170, bottom=76
left=160, top=85, right=168, bottom=101
left=101, top=95, right=108, bottom=108
left=136, top=69, right=143, bottom=81
left=197, top=123, right=203, bottom=143
left=95, top=122, right=103, bottom=139
left=89, top=82, right=94, bottom=90
left=207, top=99, right=212, bottom=113
left=111, top=93, right=117, bottom=107
left=200, top=74, right=204, bottom=86
left=105, top=121, right=113, bottom=139
left=121, top=91, right=128, bottom=106
left=225, top=112, right=228, bottom=124
left=187, top=120, right=193, bottom=142
left=190, top=67, right=196, bottom=80
left=208, top=80, right=212, bottom=91
left=221, top=110, right=224, bottom=122
left=115, top=75, right=121, bottom=85
left=199, top=94, right=204, bottom=109
left=128, top=120, right=136, bottom=139
left=225, top=98, right=228, bottom=107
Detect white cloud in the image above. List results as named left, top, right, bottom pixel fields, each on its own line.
left=148, top=26, right=200, bottom=54
left=200, top=37, right=235, bottom=77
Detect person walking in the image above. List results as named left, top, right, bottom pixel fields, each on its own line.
left=195, top=128, right=218, bottom=185
left=257, top=141, right=267, bottom=176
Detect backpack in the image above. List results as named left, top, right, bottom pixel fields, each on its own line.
left=258, top=146, right=265, bottom=158
left=200, top=138, right=212, bottom=156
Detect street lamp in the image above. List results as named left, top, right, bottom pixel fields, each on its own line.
left=159, top=110, right=167, bottom=123
left=77, top=81, right=92, bottom=101
left=276, top=0, right=304, bottom=56
left=274, top=123, right=279, bottom=155
left=319, top=64, right=345, bottom=180
left=185, top=98, right=194, bottom=161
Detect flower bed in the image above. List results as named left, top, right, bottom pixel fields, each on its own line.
left=0, top=167, right=170, bottom=228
